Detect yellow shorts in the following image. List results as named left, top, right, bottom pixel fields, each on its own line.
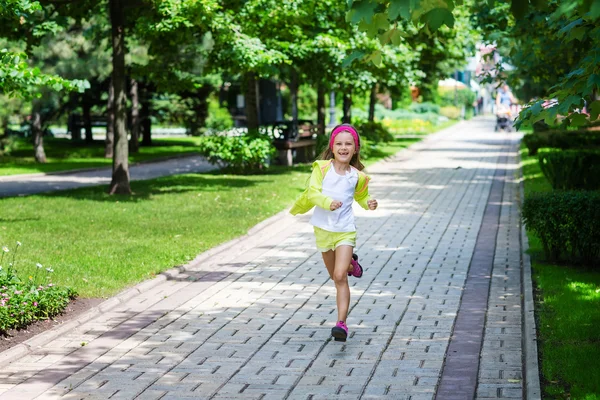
left=313, top=227, right=356, bottom=253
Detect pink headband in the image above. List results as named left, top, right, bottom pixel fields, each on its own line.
left=329, top=125, right=360, bottom=150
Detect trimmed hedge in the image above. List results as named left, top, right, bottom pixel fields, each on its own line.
left=539, top=150, right=600, bottom=190
left=522, top=191, right=600, bottom=264
left=522, top=130, right=600, bottom=156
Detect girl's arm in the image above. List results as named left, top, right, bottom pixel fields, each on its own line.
left=354, top=174, right=371, bottom=210
left=307, top=163, right=334, bottom=210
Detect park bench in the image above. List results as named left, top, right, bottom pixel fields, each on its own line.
left=268, top=120, right=318, bottom=166
left=67, top=114, right=107, bottom=139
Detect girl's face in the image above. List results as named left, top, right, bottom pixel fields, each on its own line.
left=332, top=131, right=356, bottom=164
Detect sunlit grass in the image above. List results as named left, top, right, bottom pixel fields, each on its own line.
left=521, top=141, right=600, bottom=399
left=0, top=166, right=310, bottom=298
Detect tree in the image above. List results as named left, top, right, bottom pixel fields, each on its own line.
left=0, top=1, right=87, bottom=98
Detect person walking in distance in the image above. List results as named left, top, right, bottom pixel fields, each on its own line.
left=290, top=123, right=378, bottom=342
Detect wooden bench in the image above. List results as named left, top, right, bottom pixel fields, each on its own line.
left=268, top=120, right=318, bottom=166
left=67, top=114, right=108, bottom=139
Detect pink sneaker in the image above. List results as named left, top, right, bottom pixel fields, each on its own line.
left=348, top=253, right=363, bottom=278
left=331, top=321, right=348, bottom=342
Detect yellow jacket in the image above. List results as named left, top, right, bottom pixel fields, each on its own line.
left=290, top=159, right=371, bottom=215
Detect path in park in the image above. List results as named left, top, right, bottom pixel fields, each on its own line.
left=0, top=117, right=540, bottom=399
left=0, top=155, right=216, bottom=198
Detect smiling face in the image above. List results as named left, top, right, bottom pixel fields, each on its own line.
left=332, top=131, right=356, bottom=164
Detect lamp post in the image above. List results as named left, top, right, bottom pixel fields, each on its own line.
left=328, top=91, right=336, bottom=127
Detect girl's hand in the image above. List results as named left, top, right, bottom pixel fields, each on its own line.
left=330, top=200, right=342, bottom=211
left=367, top=199, right=378, bottom=210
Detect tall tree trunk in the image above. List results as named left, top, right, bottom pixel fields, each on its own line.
left=342, top=91, right=352, bottom=124
left=108, top=0, right=131, bottom=195
left=31, top=107, right=46, bottom=163
left=141, top=95, right=152, bottom=146
left=317, top=83, right=326, bottom=136
left=83, top=94, right=93, bottom=142
left=244, top=71, right=259, bottom=134
left=105, top=79, right=115, bottom=158
left=368, top=83, right=377, bottom=122
left=129, top=78, right=140, bottom=153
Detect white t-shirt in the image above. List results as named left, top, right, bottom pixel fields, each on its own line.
left=310, top=167, right=358, bottom=232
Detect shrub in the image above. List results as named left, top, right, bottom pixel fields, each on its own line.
left=0, top=135, right=16, bottom=156
left=354, top=121, right=394, bottom=143
left=197, top=133, right=275, bottom=173
left=522, top=130, right=600, bottom=156
left=0, top=243, right=77, bottom=333
left=438, top=87, right=476, bottom=108
left=440, top=106, right=462, bottom=120
left=538, top=150, right=600, bottom=190
left=205, top=98, right=234, bottom=133
left=522, top=191, right=600, bottom=264
left=409, top=102, right=440, bottom=114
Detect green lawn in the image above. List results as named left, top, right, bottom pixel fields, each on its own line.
left=520, top=144, right=600, bottom=399
left=0, top=167, right=310, bottom=298
left=1, top=136, right=204, bottom=176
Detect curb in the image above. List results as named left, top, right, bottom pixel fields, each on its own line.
left=0, top=153, right=206, bottom=183
left=0, top=208, right=290, bottom=367
left=518, top=152, right=542, bottom=400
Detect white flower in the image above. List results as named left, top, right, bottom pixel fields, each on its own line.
left=16, top=241, right=21, bottom=247
left=36, top=263, right=43, bottom=269
left=46, top=268, right=54, bottom=273
left=2, top=247, right=8, bottom=253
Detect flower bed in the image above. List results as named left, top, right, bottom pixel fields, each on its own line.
left=0, top=243, right=77, bottom=334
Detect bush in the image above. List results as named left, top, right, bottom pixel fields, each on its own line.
left=205, top=98, right=234, bottom=133
left=440, top=106, right=462, bottom=120
left=354, top=120, right=394, bottom=143
left=522, top=191, right=600, bottom=264
left=409, top=102, right=440, bottom=114
left=197, top=133, right=275, bottom=173
left=0, top=135, right=16, bottom=156
left=522, top=130, right=600, bottom=156
left=0, top=243, right=77, bottom=333
left=438, top=87, right=476, bottom=108
left=539, top=150, right=600, bottom=190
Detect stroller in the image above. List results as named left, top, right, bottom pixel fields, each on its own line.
left=495, top=105, right=513, bottom=132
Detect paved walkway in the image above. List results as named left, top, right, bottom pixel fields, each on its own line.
left=0, top=155, right=216, bottom=198
left=0, top=118, right=539, bottom=399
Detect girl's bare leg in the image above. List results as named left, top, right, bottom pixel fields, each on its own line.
left=321, top=250, right=335, bottom=280
left=332, top=245, right=353, bottom=322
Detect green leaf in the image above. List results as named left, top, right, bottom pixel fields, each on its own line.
left=557, top=95, right=583, bottom=115
left=389, top=0, right=411, bottom=20
left=350, top=0, right=379, bottom=24
left=589, top=100, right=600, bottom=121
left=421, top=8, right=454, bottom=31
left=373, top=13, right=389, bottom=31
left=390, top=29, right=402, bottom=46
left=342, top=50, right=367, bottom=68
left=371, top=50, right=383, bottom=66
left=591, top=1, right=600, bottom=19
left=569, top=26, right=587, bottom=41
left=569, top=112, right=588, bottom=127
left=558, top=18, right=583, bottom=37
left=587, top=74, right=600, bottom=91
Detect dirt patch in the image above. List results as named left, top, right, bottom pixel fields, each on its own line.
left=0, top=297, right=104, bottom=353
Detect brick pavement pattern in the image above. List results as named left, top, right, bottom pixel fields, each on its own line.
left=0, top=118, right=531, bottom=399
